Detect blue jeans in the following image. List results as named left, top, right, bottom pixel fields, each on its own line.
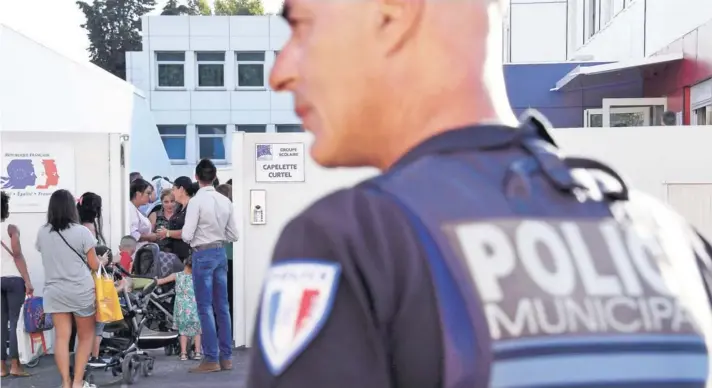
left=191, top=247, right=232, bottom=363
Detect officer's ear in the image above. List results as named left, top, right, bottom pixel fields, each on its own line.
left=376, top=0, right=424, bottom=55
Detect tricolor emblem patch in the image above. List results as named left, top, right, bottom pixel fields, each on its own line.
left=258, top=260, right=341, bottom=375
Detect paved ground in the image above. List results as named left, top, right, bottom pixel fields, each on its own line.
left=1, top=349, right=249, bottom=388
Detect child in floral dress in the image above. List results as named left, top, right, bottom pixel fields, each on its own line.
left=157, top=257, right=202, bottom=360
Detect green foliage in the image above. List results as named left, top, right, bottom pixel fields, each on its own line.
left=213, top=0, right=264, bottom=16
left=192, top=0, right=212, bottom=15
left=77, top=0, right=156, bottom=80
left=162, top=0, right=192, bottom=15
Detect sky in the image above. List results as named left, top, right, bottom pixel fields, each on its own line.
left=0, top=0, right=283, bottom=63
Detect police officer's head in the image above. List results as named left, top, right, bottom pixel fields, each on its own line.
left=271, top=0, right=511, bottom=169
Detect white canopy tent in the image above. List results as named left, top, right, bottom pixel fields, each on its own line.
left=0, top=22, right=173, bottom=180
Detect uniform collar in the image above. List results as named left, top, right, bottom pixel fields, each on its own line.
left=198, top=185, right=216, bottom=193
left=390, top=114, right=555, bottom=171
left=390, top=124, right=519, bottom=170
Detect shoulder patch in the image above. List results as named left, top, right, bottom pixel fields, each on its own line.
left=258, top=259, right=341, bottom=375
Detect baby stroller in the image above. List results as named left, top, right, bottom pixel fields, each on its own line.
left=132, top=243, right=184, bottom=332
left=74, top=263, right=178, bottom=385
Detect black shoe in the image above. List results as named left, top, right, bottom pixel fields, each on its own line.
left=87, top=357, right=107, bottom=367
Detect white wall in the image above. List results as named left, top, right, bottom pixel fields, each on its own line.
left=552, top=125, right=712, bottom=238
left=571, top=0, right=646, bottom=61
left=552, top=126, right=712, bottom=199
left=126, top=15, right=301, bottom=178
left=644, top=0, right=712, bottom=56
left=508, top=0, right=569, bottom=63
left=569, top=0, right=712, bottom=61
left=507, top=0, right=712, bottom=63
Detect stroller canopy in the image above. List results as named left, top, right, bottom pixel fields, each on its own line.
left=133, top=243, right=184, bottom=278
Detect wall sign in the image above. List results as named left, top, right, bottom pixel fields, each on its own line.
left=1, top=143, right=76, bottom=213
left=255, top=143, right=305, bottom=183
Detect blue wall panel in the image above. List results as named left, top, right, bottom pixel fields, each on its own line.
left=504, top=62, right=645, bottom=128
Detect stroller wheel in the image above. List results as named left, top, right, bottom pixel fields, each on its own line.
left=164, top=346, right=173, bottom=356
left=122, top=355, right=140, bottom=385
left=25, top=357, right=40, bottom=368
left=141, top=360, right=153, bottom=377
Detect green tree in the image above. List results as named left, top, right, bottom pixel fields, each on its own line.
left=161, top=0, right=192, bottom=15
left=189, top=0, right=212, bottom=15
left=214, top=0, right=264, bottom=15
left=77, top=0, right=156, bottom=80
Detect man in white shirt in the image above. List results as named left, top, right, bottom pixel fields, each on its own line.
left=182, top=159, right=239, bottom=373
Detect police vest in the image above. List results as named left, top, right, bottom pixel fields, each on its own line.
left=367, top=117, right=712, bottom=388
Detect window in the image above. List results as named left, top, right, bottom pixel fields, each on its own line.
left=694, top=106, right=711, bottom=125
left=157, top=125, right=187, bottom=161
left=197, top=125, right=226, bottom=161
left=156, top=52, right=185, bottom=88
left=600, top=0, right=613, bottom=26
left=276, top=124, right=303, bottom=133
left=613, top=0, right=625, bottom=14
left=196, top=52, right=225, bottom=88
left=236, top=125, right=267, bottom=133
left=586, top=0, right=600, bottom=38
left=236, top=52, right=265, bottom=89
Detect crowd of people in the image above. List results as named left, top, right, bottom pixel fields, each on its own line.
left=0, top=158, right=238, bottom=388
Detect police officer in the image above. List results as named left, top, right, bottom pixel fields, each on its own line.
left=247, top=0, right=712, bottom=386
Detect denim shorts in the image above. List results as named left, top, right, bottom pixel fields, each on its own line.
left=74, top=304, right=96, bottom=318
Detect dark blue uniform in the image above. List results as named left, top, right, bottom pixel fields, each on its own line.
left=248, top=115, right=712, bottom=388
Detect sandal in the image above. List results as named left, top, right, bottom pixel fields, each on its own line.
left=193, top=353, right=203, bottom=361
left=10, top=371, right=31, bottom=377
left=179, top=353, right=189, bottom=361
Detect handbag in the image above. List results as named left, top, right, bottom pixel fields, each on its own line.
left=23, top=296, right=53, bottom=333
left=3, top=240, right=52, bottom=333
left=94, top=267, right=123, bottom=323
left=17, top=301, right=50, bottom=364
left=56, top=230, right=124, bottom=323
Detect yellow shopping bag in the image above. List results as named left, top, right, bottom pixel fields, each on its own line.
left=95, top=266, right=123, bottom=323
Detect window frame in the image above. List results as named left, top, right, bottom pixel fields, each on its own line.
left=195, top=51, right=226, bottom=90
left=586, top=0, right=600, bottom=39
left=196, top=125, right=227, bottom=163
left=693, top=106, right=711, bottom=125
left=155, top=51, right=186, bottom=89
left=276, top=124, right=304, bottom=133
left=236, top=125, right=268, bottom=133
left=157, top=125, right=188, bottom=163
left=235, top=51, right=266, bottom=90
